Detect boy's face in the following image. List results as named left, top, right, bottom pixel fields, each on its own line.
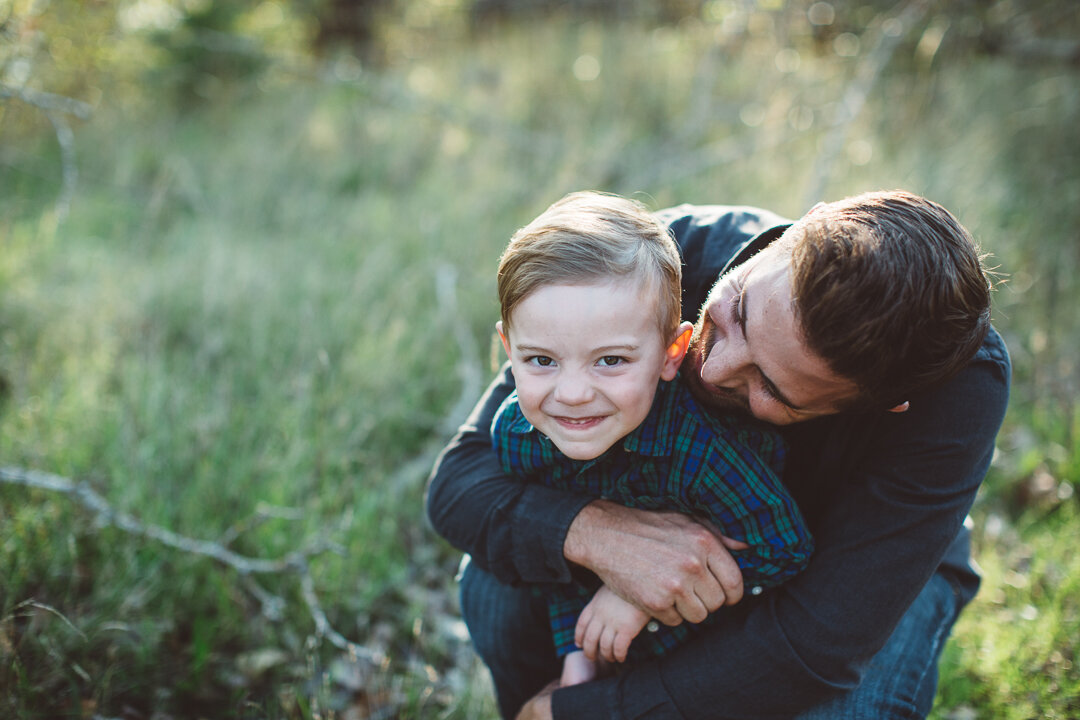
left=499, top=279, right=690, bottom=461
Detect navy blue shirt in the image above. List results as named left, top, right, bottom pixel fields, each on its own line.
left=426, top=204, right=1011, bottom=719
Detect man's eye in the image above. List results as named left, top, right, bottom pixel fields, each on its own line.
left=760, top=382, right=779, bottom=401
left=728, top=290, right=745, bottom=332
left=598, top=356, right=624, bottom=367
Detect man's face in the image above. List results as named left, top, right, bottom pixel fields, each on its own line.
left=684, top=244, right=859, bottom=425
left=499, top=279, right=680, bottom=461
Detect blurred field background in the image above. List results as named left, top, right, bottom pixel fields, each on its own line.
left=1, top=0, right=1078, bottom=717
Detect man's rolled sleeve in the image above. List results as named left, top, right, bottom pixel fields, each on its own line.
left=508, top=483, right=594, bottom=583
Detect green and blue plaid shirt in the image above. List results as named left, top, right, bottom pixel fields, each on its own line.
left=492, top=375, right=813, bottom=662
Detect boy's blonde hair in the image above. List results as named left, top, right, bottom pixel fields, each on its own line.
left=497, top=191, right=683, bottom=341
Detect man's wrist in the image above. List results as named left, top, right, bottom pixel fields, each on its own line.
left=563, top=499, right=612, bottom=570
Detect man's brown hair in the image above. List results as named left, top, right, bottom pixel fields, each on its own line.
left=786, top=190, right=993, bottom=410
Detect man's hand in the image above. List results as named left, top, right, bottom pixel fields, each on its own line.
left=575, top=584, right=650, bottom=663
left=515, top=681, right=558, bottom=720
left=564, top=500, right=747, bottom=626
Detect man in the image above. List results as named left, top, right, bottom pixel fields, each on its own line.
left=426, top=190, right=1011, bottom=719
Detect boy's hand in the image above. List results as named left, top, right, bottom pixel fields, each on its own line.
left=576, top=584, right=650, bottom=663
left=564, top=500, right=748, bottom=626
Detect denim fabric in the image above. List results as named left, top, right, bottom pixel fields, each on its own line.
left=460, top=558, right=560, bottom=720
left=461, top=558, right=966, bottom=720
left=794, top=571, right=965, bottom=720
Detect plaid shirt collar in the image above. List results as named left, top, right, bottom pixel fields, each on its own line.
left=505, top=378, right=683, bottom=460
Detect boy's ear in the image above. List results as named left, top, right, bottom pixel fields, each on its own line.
left=660, top=322, right=694, bottom=381
left=496, top=321, right=512, bottom=360
left=887, top=401, right=910, bottom=413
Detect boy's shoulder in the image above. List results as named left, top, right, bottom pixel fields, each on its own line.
left=657, top=377, right=786, bottom=468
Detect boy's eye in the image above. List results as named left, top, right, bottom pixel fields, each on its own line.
left=598, top=356, right=624, bottom=367
left=527, top=355, right=554, bottom=367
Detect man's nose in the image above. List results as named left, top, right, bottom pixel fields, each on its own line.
left=553, top=370, right=595, bottom=405
left=701, top=334, right=750, bottom=390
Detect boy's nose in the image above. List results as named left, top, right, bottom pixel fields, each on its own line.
left=553, top=371, right=595, bottom=405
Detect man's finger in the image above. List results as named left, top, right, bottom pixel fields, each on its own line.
left=693, top=574, right=726, bottom=613
left=673, top=593, right=708, bottom=624
left=707, top=552, right=744, bottom=606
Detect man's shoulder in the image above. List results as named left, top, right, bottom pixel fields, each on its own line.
left=655, top=204, right=792, bottom=244
left=655, top=203, right=793, bottom=323
left=972, top=325, right=1010, bottom=380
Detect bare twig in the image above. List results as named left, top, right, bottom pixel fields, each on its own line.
left=1, top=83, right=92, bottom=223
left=2, top=600, right=88, bottom=641
left=0, top=84, right=92, bottom=119
left=44, top=110, right=78, bottom=221
left=0, top=465, right=381, bottom=662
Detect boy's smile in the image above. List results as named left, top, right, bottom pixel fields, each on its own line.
left=498, top=279, right=689, bottom=461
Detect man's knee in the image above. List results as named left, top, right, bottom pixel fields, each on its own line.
left=459, top=559, right=552, bottom=663
left=459, top=559, right=562, bottom=719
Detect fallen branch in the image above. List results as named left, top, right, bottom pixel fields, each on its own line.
left=0, top=263, right=484, bottom=659
left=0, top=465, right=382, bottom=663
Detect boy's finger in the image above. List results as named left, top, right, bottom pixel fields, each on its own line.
left=600, top=626, right=617, bottom=663
left=581, top=619, right=602, bottom=661
left=574, top=611, right=589, bottom=648
left=614, top=631, right=632, bottom=663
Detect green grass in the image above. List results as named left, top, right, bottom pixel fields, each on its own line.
left=2, top=8, right=1079, bottom=718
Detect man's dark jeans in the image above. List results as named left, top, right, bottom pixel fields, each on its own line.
left=460, top=559, right=966, bottom=719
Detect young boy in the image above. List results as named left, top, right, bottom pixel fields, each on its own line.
left=490, top=191, right=814, bottom=686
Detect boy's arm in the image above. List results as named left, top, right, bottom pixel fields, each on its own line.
left=692, top=426, right=814, bottom=592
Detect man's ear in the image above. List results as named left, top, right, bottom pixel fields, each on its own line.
left=887, top=401, right=910, bottom=413
left=660, top=322, right=694, bottom=381
left=496, top=321, right=512, bottom=360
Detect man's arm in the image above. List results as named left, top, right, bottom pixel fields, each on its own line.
left=547, top=343, right=1010, bottom=719
left=426, top=362, right=592, bottom=585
